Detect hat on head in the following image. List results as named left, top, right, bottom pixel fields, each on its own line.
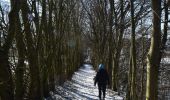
left=98, top=64, right=104, bottom=70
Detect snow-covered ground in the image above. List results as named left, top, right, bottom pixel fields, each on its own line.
left=47, top=64, right=124, bottom=100
left=162, top=55, right=170, bottom=63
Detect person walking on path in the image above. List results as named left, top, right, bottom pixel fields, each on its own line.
left=94, top=64, right=110, bottom=100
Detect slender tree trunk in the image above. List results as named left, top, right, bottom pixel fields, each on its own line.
left=167, top=0, right=170, bottom=7
left=0, top=53, right=14, bottom=100
left=112, top=0, right=124, bottom=91
left=146, top=0, right=161, bottom=100
left=127, top=0, right=137, bottom=99
left=126, top=56, right=132, bottom=100
left=110, top=0, right=120, bottom=91
left=15, top=6, right=25, bottom=100
left=108, top=0, right=114, bottom=89
left=41, top=0, right=51, bottom=97
left=48, top=0, right=55, bottom=92
left=130, top=0, right=137, bottom=99
left=141, top=32, right=145, bottom=100
left=0, top=0, right=20, bottom=99
left=20, top=0, right=42, bottom=99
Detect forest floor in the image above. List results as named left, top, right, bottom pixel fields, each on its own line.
left=47, top=64, right=124, bottom=100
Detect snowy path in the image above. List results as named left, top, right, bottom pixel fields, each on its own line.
left=48, top=64, right=123, bottom=100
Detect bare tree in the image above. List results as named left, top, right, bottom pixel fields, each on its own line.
left=146, top=0, right=161, bottom=100
left=0, top=0, right=21, bottom=99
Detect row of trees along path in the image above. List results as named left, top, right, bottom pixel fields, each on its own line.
left=0, top=0, right=170, bottom=100
left=46, top=64, right=123, bottom=100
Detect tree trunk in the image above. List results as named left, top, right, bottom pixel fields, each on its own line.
left=167, top=0, right=170, bottom=7
left=0, top=0, right=20, bottom=99
left=112, top=0, right=124, bottom=91
left=20, top=0, right=42, bottom=99
left=108, top=0, right=114, bottom=89
left=127, top=0, right=137, bottom=99
left=15, top=6, right=25, bottom=100
left=141, top=32, right=145, bottom=100
left=146, top=0, right=161, bottom=100
left=0, top=53, right=14, bottom=100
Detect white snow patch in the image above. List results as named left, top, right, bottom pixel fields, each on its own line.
left=48, top=64, right=124, bottom=100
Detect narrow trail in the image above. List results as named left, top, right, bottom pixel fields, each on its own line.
left=48, top=64, right=123, bottom=100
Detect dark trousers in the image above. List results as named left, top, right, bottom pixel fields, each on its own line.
left=98, top=83, right=106, bottom=99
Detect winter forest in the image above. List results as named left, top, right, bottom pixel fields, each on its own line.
left=0, top=0, right=170, bottom=100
